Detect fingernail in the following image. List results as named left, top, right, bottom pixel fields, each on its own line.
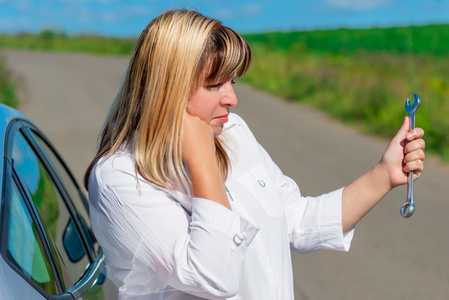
left=407, top=133, right=413, bottom=140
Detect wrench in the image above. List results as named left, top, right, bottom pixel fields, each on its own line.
left=400, top=93, right=421, bottom=218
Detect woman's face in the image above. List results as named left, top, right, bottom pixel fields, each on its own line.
left=186, top=73, right=238, bottom=136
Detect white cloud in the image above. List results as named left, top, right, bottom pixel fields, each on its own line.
left=242, top=3, right=263, bottom=16
left=56, top=4, right=153, bottom=29
left=213, top=3, right=262, bottom=20
left=326, top=0, right=392, bottom=11
left=58, top=0, right=125, bottom=3
left=0, top=16, right=42, bottom=33
left=100, top=6, right=153, bottom=24
left=15, top=0, right=34, bottom=11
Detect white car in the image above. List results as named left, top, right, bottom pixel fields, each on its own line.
left=0, top=104, right=118, bottom=299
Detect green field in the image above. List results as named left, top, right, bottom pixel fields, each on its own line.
left=0, top=24, right=448, bottom=160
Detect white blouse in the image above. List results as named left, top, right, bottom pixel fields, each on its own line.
left=88, top=113, right=354, bottom=300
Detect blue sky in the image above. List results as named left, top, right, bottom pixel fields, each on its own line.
left=1, top=0, right=449, bottom=37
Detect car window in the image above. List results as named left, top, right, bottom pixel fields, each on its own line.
left=5, top=176, right=58, bottom=295
left=29, top=130, right=96, bottom=252
left=11, top=131, right=90, bottom=288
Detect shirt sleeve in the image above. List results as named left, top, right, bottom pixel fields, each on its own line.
left=281, top=183, right=354, bottom=253
left=88, top=154, right=259, bottom=299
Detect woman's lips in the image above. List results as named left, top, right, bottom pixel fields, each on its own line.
left=214, top=114, right=229, bottom=123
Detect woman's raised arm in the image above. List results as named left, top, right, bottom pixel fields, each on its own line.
left=342, top=116, right=425, bottom=232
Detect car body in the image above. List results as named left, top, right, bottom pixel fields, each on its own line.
left=0, top=104, right=118, bottom=299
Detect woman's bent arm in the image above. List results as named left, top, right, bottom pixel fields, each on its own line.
left=182, top=112, right=231, bottom=209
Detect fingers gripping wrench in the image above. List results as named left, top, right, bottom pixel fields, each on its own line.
left=400, top=94, right=421, bottom=218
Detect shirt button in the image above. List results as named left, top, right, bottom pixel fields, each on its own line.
left=233, top=234, right=243, bottom=246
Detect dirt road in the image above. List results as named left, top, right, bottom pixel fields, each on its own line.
left=3, top=49, right=449, bottom=300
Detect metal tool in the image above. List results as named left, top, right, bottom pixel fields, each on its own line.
left=400, top=93, right=421, bottom=218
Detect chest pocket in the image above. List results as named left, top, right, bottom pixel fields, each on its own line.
left=238, top=163, right=284, bottom=219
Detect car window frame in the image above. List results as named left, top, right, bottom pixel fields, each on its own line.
left=20, top=125, right=96, bottom=260
left=2, top=159, right=72, bottom=298
left=0, top=118, right=106, bottom=300
left=1, top=119, right=73, bottom=299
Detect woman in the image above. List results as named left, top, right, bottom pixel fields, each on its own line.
left=85, top=9, right=425, bottom=300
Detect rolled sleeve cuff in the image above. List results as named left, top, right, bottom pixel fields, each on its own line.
left=191, top=197, right=260, bottom=252
left=290, top=188, right=354, bottom=253
left=319, top=188, right=354, bottom=252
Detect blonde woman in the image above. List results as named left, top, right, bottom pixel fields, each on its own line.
left=85, top=9, right=425, bottom=300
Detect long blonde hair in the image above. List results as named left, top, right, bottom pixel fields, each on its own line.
left=84, top=9, right=252, bottom=192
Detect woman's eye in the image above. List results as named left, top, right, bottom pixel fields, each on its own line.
left=206, top=78, right=236, bottom=90
left=206, top=83, right=223, bottom=90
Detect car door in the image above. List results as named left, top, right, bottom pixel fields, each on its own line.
left=1, top=118, right=117, bottom=299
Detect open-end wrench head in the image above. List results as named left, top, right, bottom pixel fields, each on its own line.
left=405, top=93, right=421, bottom=113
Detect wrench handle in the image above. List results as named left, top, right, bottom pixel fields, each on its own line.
left=408, top=111, right=416, bottom=195
left=407, top=170, right=414, bottom=204
left=409, top=112, right=416, bottom=130
left=401, top=112, right=416, bottom=218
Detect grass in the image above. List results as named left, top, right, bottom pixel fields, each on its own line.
left=0, top=56, right=18, bottom=108
left=243, top=24, right=449, bottom=56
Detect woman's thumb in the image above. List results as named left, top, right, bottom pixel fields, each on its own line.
left=394, top=116, right=411, bottom=143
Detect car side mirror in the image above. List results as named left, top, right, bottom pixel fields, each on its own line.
left=62, top=219, right=86, bottom=262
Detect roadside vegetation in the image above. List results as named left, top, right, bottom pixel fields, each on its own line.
left=0, top=24, right=448, bottom=160
left=0, top=56, right=18, bottom=108
left=0, top=29, right=135, bottom=55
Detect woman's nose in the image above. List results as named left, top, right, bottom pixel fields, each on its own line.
left=221, top=82, right=238, bottom=107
